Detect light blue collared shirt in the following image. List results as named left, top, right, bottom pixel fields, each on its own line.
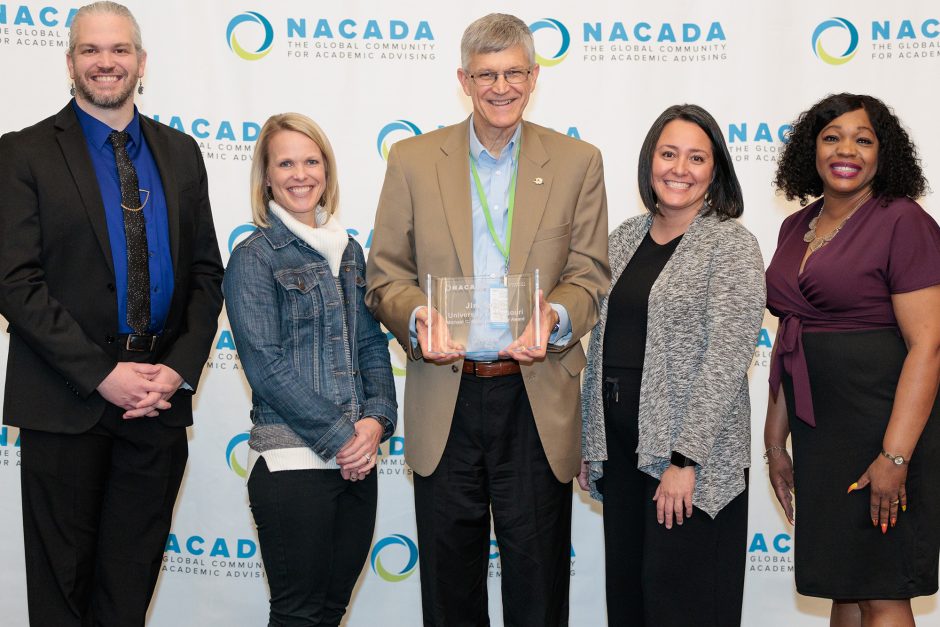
left=410, top=117, right=571, bottom=358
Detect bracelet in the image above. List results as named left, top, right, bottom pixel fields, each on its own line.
left=762, top=445, right=789, bottom=463
left=880, top=448, right=909, bottom=465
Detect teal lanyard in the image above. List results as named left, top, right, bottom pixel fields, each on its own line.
left=469, top=138, right=522, bottom=264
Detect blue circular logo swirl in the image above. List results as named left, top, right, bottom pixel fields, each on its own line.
left=227, top=12, right=274, bottom=61
left=812, top=18, right=859, bottom=65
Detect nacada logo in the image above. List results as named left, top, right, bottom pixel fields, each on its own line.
left=813, top=16, right=940, bottom=63
left=748, top=532, right=793, bottom=574
left=529, top=18, right=570, bottom=66
left=226, top=11, right=274, bottom=61
left=226, top=432, right=250, bottom=479
left=0, top=4, right=76, bottom=27
left=376, top=120, right=422, bottom=160
left=812, top=17, right=859, bottom=65
left=370, top=534, right=419, bottom=582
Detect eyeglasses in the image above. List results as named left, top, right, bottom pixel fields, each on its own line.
left=468, top=68, right=532, bottom=86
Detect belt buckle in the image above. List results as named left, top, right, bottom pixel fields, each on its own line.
left=473, top=361, right=497, bottom=378
left=125, top=333, right=157, bottom=352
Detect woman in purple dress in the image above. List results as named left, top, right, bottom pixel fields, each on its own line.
left=764, top=93, right=940, bottom=626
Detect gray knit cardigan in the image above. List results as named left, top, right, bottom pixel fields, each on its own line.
left=581, top=212, right=766, bottom=517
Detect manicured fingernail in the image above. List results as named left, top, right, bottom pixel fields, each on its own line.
left=881, top=523, right=888, bottom=534
left=891, top=517, right=896, bottom=527
left=846, top=482, right=858, bottom=494
left=902, top=504, right=907, bottom=512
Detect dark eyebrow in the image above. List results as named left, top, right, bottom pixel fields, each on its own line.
left=658, top=143, right=709, bottom=153
left=821, top=124, right=875, bottom=134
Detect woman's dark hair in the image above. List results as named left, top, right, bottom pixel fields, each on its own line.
left=774, top=93, right=928, bottom=205
left=638, top=104, right=744, bottom=220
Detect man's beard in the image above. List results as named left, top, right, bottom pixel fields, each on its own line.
left=74, top=73, right=136, bottom=110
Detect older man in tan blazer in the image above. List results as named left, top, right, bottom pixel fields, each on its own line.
left=366, top=13, right=608, bottom=626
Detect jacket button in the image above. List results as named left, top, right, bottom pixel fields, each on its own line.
left=451, top=365, right=459, bottom=373
left=298, top=280, right=305, bottom=291
left=105, top=334, right=115, bottom=343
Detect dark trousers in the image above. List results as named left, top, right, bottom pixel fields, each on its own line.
left=19, top=403, right=188, bottom=627
left=413, top=373, right=572, bottom=627
left=248, top=457, right=377, bottom=627
left=601, top=367, right=748, bottom=627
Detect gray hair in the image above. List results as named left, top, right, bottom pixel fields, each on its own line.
left=69, top=1, right=143, bottom=55
left=460, top=13, right=535, bottom=70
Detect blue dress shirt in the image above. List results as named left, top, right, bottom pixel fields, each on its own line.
left=73, top=101, right=174, bottom=334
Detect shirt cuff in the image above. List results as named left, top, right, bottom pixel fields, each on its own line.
left=549, top=303, right=571, bottom=347
left=409, top=306, right=421, bottom=349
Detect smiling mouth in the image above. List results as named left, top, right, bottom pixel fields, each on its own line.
left=831, top=163, right=861, bottom=177
left=287, top=185, right=315, bottom=195
left=91, top=75, right=123, bottom=84
left=488, top=98, right=514, bottom=106
left=664, top=180, right=692, bottom=190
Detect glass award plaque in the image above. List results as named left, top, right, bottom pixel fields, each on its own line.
left=425, top=270, right=540, bottom=358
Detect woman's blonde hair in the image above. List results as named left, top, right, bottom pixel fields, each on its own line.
left=249, top=113, right=340, bottom=227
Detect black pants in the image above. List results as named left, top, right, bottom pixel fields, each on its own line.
left=19, top=404, right=188, bottom=627
left=248, top=457, right=377, bottom=627
left=413, top=372, right=572, bottom=627
left=601, top=367, right=748, bottom=627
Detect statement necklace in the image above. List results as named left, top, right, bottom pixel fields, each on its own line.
left=803, top=189, right=873, bottom=253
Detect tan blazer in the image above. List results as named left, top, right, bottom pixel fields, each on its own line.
left=366, top=118, right=609, bottom=481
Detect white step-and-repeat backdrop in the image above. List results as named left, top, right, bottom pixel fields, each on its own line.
left=1, top=1, right=938, bottom=625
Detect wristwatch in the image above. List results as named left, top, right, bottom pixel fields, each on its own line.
left=670, top=451, right=697, bottom=468
left=880, top=449, right=909, bottom=465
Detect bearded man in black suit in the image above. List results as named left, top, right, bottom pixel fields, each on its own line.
left=0, top=2, right=223, bottom=624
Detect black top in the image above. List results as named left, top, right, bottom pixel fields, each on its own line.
left=603, top=231, right=682, bottom=370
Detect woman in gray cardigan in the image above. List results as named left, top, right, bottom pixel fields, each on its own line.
left=579, top=105, right=765, bottom=626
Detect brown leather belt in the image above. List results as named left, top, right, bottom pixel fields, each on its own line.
left=462, top=360, right=521, bottom=378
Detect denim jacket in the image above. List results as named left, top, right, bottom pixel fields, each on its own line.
left=223, top=213, right=397, bottom=460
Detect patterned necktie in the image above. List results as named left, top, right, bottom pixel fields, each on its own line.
left=108, top=130, right=151, bottom=335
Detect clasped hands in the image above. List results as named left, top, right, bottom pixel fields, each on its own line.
left=336, top=417, right=384, bottom=482
left=96, top=362, right=183, bottom=419
left=415, top=290, right=558, bottom=364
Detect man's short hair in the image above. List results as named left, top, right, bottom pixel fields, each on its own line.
left=249, top=113, right=341, bottom=228
left=69, top=1, right=143, bottom=55
left=460, top=13, right=535, bottom=70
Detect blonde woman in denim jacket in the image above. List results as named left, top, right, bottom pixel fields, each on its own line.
left=223, top=113, right=397, bottom=627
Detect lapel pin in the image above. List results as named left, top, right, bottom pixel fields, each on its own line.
left=533, top=177, right=543, bottom=185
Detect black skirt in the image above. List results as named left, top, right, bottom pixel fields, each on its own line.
left=783, top=328, right=940, bottom=599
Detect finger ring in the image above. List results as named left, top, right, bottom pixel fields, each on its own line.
left=364, top=453, right=372, bottom=463
left=891, top=499, right=900, bottom=505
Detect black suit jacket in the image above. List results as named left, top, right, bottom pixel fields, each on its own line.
left=0, top=102, right=224, bottom=433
